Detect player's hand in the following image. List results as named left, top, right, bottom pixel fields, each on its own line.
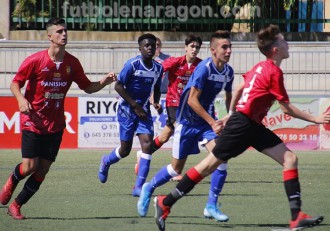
left=220, top=114, right=231, bottom=127
left=211, top=120, right=223, bottom=135
left=153, top=103, right=163, bottom=115
left=18, top=97, right=32, bottom=115
left=318, top=110, right=330, bottom=124
left=102, top=72, right=117, bottom=85
left=133, top=103, right=148, bottom=120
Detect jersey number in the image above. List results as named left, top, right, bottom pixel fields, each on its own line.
left=242, top=66, right=262, bottom=102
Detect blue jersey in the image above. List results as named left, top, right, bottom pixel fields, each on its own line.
left=177, top=57, right=234, bottom=126
left=117, top=55, right=163, bottom=112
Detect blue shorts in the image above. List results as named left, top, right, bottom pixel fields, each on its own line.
left=117, top=107, right=154, bottom=141
left=172, top=122, right=217, bottom=159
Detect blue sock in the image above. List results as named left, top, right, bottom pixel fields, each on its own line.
left=134, top=154, right=151, bottom=188
left=207, top=169, right=227, bottom=205
left=148, top=166, right=173, bottom=193
left=106, top=148, right=120, bottom=165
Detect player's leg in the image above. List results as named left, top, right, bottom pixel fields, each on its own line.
left=0, top=130, right=41, bottom=206
left=154, top=152, right=223, bottom=230
left=152, top=106, right=177, bottom=153
left=135, top=107, right=177, bottom=175
left=98, top=116, right=134, bottom=183
left=138, top=123, right=196, bottom=216
left=261, top=141, right=323, bottom=230
left=203, top=139, right=229, bottom=222
left=0, top=158, right=36, bottom=206
left=134, top=124, right=174, bottom=175
left=7, top=130, right=62, bottom=220
left=137, top=158, right=185, bottom=217
left=98, top=141, right=132, bottom=183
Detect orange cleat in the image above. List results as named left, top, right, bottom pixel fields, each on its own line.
left=0, top=174, right=17, bottom=205
left=8, top=200, right=25, bottom=220
left=290, top=211, right=323, bottom=230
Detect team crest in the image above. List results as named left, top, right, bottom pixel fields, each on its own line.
left=66, top=66, right=71, bottom=74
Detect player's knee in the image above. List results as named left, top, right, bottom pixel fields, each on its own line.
left=284, top=152, right=298, bottom=169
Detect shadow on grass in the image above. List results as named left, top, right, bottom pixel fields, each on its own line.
left=201, top=180, right=282, bottom=184
left=26, top=215, right=143, bottom=220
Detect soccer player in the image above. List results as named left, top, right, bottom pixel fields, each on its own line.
left=135, top=35, right=203, bottom=182
left=98, top=33, right=164, bottom=197
left=153, top=25, right=328, bottom=231
left=0, top=18, right=116, bottom=220
left=137, top=31, right=233, bottom=222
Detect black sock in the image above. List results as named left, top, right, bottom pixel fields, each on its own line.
left=284, top=178, right=301, bottom=220
left=16, top=174, right=43, bottom=205
left=151, top=138, right=161, bottom=153
left=163, top=174, right=197, bottom=207
left=12, top=163, right=25, bottom=185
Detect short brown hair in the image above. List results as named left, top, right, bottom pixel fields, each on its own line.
left=185, top=34, right=202, bottom=46
left=46, top=18, right=65, bottom=29
left=210, top=30, right=230, bottom=45
left=257, top=24, right=281, bottom=57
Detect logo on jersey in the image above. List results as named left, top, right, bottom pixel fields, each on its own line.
left=54, top=73, right=61, bottom=78
left=41, top=81, right=68, bottom=87
left=66, top=66, right=71, bottom=74
left=41, top=67, right=50, bottom=72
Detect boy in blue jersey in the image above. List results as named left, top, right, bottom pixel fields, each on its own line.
left=98, top=33, right=163, bottom=197
left=137, top=31, right=234, bottom=222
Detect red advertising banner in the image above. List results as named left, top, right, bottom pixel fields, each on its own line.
left=0, top=96, right=78, bottom=149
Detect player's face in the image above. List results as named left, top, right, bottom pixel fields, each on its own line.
left=211, top=38, right=232, bottom=64
left=48, top=24, right=68, bottom=46
left=139, top=39, right=156, bottom=59
left=275, top=34, right=289, bottom=59
left=185, top=41, right=201, bottom=59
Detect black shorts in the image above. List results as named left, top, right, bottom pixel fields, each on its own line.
left=165, top=106, right=178, bottom=128
left=21, top=130, right=63, bottom=162
left=213, top=112, right=282, bottom=161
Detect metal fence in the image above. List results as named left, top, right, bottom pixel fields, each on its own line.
left=10, top=0, right=329, bottom=32
left=0, top=40, right=329, bottom=96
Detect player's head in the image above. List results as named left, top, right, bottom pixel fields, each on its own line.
left=257, top=24, right=289, bottom=59
left=209, top=30, right=232, bottom=64
left=185, top=34, right=202, bottom=60
left=138, top=33, right=157, bottom=59
left=46, top=18, right=67, bottom=46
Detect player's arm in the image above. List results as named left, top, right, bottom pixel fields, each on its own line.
left=228, top=81, right=244, bottom=113
left=115, top=81, right=147, bottom=119
left=84, top=72, right=117, bottom=94
left=220, top=81, right=244, bottom=127
left=152, top=69, right=163, bottom=115
left=279, top=101, right=330, bottom=124
left=188, top=86, right=222, bottom=134
left=10, top=82, right=32, bottom=115
left=224, top=91, right=232, bottom=112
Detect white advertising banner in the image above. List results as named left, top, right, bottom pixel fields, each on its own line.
left=78, top=97, right=169, bottom=149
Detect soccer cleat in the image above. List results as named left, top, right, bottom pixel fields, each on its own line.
left=98, top=155, right=110, bottom=183
left=290, top=211, right=323, bottom=230
left=0, top=174, right=17, bottom=205
left=134, top=151, right=142, bottom=175
left=170, top=174, right=183, bottom=182
left=154, top=196, right=171, bottom=231
left=137, top=182, right=153, bottom=217
left=8, top=200, right=25, bottom=220
left=132, top=186, right=141, bottom=197
left=203, top=203, right=229, bottom=222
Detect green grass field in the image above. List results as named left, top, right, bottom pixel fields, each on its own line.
left=0, top=149, right=329, bottom=231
